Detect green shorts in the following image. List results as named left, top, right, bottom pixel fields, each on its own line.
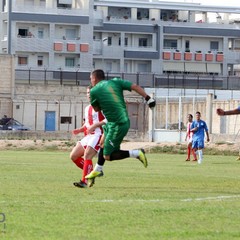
left=103, top=120, right=130, bottom=156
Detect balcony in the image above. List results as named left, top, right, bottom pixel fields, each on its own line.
left=205, top=53, right=214, bottom=61
left=15, top=38, right=52, bottom=52
left=11, top=4, right=89, bottom=16
left=216, top=53, right=224, bottom=62
left=103, top=46, right=123, bottom=58
left=162, top=51, right=171, bottom=60
left=195, top=52, right=203, bottom=61
left=184, top=52, right=192, bottom=61
left=162, top=50, right=227, bottom=64
left=173, top=52, right=181, bottom=60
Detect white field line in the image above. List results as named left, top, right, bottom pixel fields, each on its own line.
left=1, top=195, right=240, bottom=204
left=181, top=195, right=240, bottom=202
left=79, top=195, right=240, bottom=203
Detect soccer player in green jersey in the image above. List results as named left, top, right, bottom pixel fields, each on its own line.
left=85, top=69, right=156, bottom=186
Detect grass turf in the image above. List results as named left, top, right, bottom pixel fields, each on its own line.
left=0, top=151, right=240, bottom=240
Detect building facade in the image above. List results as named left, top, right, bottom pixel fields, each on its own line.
left=1, top=0, right=240, bottom=138
left=1, top=0, right=240, bottom=79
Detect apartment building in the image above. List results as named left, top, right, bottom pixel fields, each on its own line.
left=0, top=0, right=93, bottom=72
left=1, top=0, right=240, bottom=77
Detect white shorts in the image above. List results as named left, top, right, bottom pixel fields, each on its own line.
left=188, top=137, right=193, bottom=143
left=79, top=134, right=102, bottom=153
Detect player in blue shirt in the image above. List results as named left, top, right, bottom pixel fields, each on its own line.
left=190, top=111, right=210, bottom=164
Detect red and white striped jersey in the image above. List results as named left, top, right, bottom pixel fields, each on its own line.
left=84, top=105, right=105, bottom=135
left=186, top=122, right=193, bottom=140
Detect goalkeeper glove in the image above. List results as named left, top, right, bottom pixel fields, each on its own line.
left=145, top=95, right=156, bottom=109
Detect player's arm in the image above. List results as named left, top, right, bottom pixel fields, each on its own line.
left=131, top=84, right=156, bottom=109
left=205, top=124, right=210, bottom=142
left=185, top=128, right=189, bottom=141
left=72, top=125, right=86, bottom=135
left=206, top=131, right=210, bottom=142
left=190, top=122, right=198, bottom=132
left=92, top=105, right=101, bottom=112
left=87, top=119, right=108, bottom=134
left=90, top=90, right=101, bottom=112
left=217, top=108, right=240, bottom=116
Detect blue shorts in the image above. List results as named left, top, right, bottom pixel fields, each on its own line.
left=192, top=139, right=204, bottom=149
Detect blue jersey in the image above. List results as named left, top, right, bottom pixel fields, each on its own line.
left=191, top=120, right=208, bottom=141
left=238, top=106, right=240, bottom=111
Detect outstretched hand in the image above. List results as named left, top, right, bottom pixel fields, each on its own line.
left=216, top=108, right=225, bottom=116
left=145, top=95, right=156, bottom=109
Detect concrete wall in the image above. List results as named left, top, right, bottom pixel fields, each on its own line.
left=1, top=55, right=240, bottom=141
left=0, top=55, right=14, bottom=118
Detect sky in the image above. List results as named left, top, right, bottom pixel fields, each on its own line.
left=199, top=0, right=240, bottom=7
left=158, top=0, right=240, bottom=7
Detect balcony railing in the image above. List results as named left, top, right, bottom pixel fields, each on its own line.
left=11, top=5, right=89, bottom=16
left=14, top=69, right=240, bottom=91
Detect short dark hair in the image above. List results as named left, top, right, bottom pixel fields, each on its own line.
left=196, top=111, right=201, bottom=115
left=92, top=69, right=105, bottom=81
left=188, top=114, right=193, bottom=118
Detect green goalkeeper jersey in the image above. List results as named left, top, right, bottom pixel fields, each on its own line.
left=90, top=78, right=132, bottom=124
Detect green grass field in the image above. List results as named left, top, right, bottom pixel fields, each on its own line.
left=1, top=150, right=240, bottom=240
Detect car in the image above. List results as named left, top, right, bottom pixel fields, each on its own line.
left=0, top=117, right=30, bottom=131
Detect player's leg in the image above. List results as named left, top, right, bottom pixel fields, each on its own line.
left=74, top=146, right=97, bottom=188
left=74, top=134, right=102, bottom=188
left=104, top=121, right=148, bottom=167
left=196, top=139, right=204, bottom=164
left=186, top=142, right=191, bottom=161
left=86, top=133, right=105, bottom=180
left=189, top=140, right=197, bottom=161
left=191, top=139, right=198, bottom=161
left=70, top=141, right=85, bottom=169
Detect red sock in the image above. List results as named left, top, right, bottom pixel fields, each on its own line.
left=82, top=159, right=93, bottom=184
left=192, top=149, right=197, bottom=160
left=187, top=146, right=191, bottom=159
left=73, top=157, right=84, bottom=169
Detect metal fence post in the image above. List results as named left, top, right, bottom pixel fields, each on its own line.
left=28, top=67, right=31, bottom=84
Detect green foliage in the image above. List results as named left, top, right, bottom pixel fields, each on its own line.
left=1, top=151, right=240, bottom=240
left=150, top=144, right=239, bottom=156
left=64, top=141, right=75, bottom=147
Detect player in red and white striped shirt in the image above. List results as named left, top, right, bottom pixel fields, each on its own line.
left=70, top=86, right=107, bottom=188
left=185, top=114, right=197, bottom=161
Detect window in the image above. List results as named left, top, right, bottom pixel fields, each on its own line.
left=137, top=8, right=149, bottom=19
left=38, top=56, right=43, bottom=66
left=2, top=0, right=6, bottom=11
left=25, top=0, right=34, bottom=6
left=107, top=37, right=112, bottom=46
left=106, top=62, right=112, bottom=72
left=124, top=63, right=128, bottom=72
left=210, top=41, right=219, bottom=51
left=164, top=39, right=177, bottom=49
left=138, top=63, right=148, bottom=72
left=38, top=28, right=44, bottom=39
left=40, top=0, right=46, bottom=6
left=185, top=40, right=190, bottom=51
left=57, top=0, right=71, bottom=8
left=61, top=116, right=72, bottom=124
left=65, top=57, right=75, bottom=67
left=119, top=37, right=128, bottom=46
left=18, top=29, right=28, bottom=37
left=139, top=38, right=147, bottom=47
left=66, top=29, right=76, bottom=40
left=18, top=56, right=28, bottom=65
left=125, top=38, right=128, bottom=46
